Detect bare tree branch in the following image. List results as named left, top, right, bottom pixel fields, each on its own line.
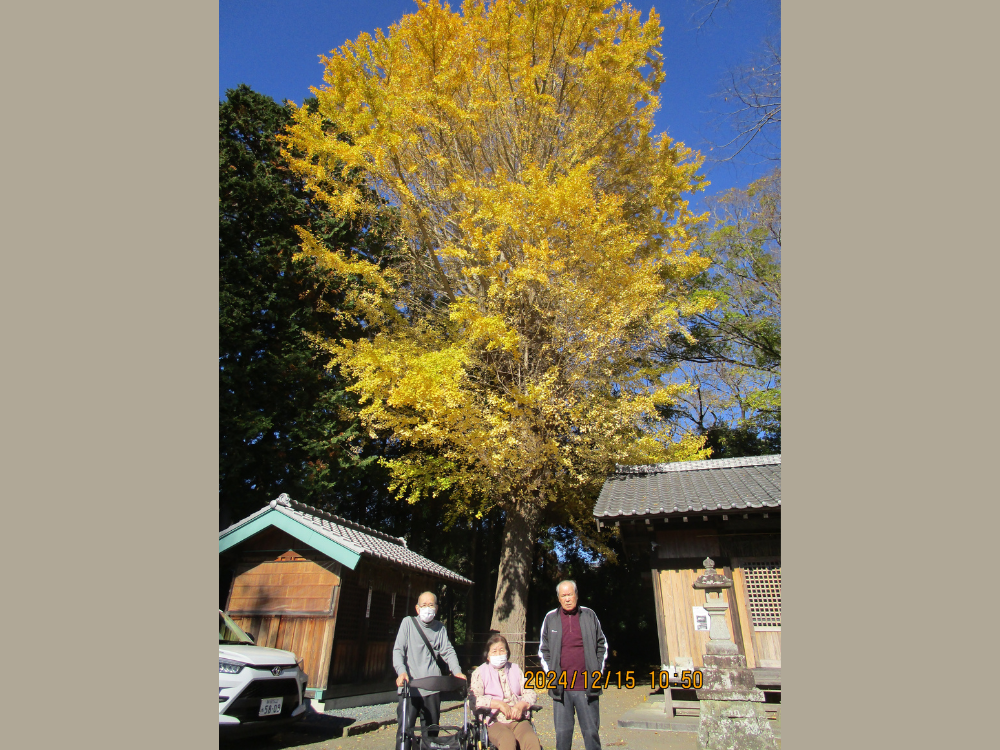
left=691, top=0, right=734, bottom=30
left=709, top=35, right=781, bottom=163
left=693, top=1, right=781, bottom=165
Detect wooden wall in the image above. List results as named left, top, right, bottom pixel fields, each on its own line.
left=228, top=550, right=340, bottom=615
left=654, top=567, right=738, bottom=669
left=655, top=528, right=722, bottom=559
left=223, top=541, right=343, bottom=691
left=646, top=522, right=781, bottom=671
left=326, top=561, right=439, bottom=687
left=230, top=614, right=337, bottom=691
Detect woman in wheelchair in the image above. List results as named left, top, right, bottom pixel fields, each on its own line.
left=469, top=634, right=541, bottom=750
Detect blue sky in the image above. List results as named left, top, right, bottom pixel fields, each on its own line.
left=220, top=0, right=778, bottom=209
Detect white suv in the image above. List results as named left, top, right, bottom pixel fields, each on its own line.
left=219, top=611, right=310, bottom=734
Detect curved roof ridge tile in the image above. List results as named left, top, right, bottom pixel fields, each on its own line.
left=614, top=454, right=780, bottom=475
left=222, top=495, right=472, bottom=585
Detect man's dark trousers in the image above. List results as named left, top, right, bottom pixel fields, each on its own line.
left=553, top=691, right=601, bottom=750
left=396, top=691, right=441, bottom=750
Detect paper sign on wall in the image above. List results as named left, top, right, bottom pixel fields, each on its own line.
left=692, top=606, right=710, bottom=631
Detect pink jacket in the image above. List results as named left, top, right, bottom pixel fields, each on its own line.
left=471, top=662, right=536, bottom=725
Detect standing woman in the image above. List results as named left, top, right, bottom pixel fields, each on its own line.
left=470, top=634, right=541, bottom=750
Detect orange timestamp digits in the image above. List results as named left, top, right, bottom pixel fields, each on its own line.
left=523, top=670, right=704, bottom=690
left=649, top=670, right=704, bottom=689
left=523, top=670, right=639, bottom=690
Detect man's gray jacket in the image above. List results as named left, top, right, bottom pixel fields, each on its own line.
left=537, top=606, right=608, bottom=699
left=392, top=616, right=462, bottom=697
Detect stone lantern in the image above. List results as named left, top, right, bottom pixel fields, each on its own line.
left=693, top=557, right=739, bottom=655
left=693, top=558, right=776, bottom=750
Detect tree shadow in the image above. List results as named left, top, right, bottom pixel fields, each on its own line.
left=220, top=712, right=356, bottom=749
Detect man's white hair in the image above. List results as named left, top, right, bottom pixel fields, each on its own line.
left=417, top=591, right=438, bottom=605
left=556, top=580, right=578, bottom=596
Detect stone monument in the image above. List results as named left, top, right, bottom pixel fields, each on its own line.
left=693, top=558, right=777, bottom=750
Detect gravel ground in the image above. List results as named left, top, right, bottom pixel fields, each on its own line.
left=217, top=686, right=764, bottom=750
left=322, top=699, right=465, bottom=726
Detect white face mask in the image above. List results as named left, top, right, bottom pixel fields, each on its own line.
left=418, top=606, right=436, bottom=623
left=489, top=654, right=508, bottom=668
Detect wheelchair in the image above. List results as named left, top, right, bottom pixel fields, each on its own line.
left=399, top=675, right=543, bottom=750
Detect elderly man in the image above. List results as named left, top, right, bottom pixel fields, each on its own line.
left=393, top=591, right=466, bottom=749
left=538, top=580, right=607, bottom=750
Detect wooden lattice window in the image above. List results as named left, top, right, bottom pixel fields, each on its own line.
left=743, top=561, right=781, bottom=629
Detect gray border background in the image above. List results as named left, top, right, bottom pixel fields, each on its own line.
left=5, top=1, right=218, bottom=748
left=5, top=1, right=996, bottom=748
left=784, top=1, right=996, bottom=748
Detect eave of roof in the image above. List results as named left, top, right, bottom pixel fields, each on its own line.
left=219, top=495, right=473, bottom=585
left=219, top=507, right=363, bottom=569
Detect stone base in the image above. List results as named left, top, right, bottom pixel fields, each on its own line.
left=703, top=653, right=748, bottom=669
left=697, top=700, right=778, bottom=750
left=618, top=704, right=700, bottom=733
left=697, top=658, right=765, bottom=703
left=696, top=688, right=766, bottom=702
left=705, top=641, right=738, bottom=656
left=618, top=699, right=781, bottom=741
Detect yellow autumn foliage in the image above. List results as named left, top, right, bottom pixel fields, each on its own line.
left=283, top=0, right=714, bottom=525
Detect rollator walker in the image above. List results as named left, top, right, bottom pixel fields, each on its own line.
left=398, top=675, right=543, bottom=750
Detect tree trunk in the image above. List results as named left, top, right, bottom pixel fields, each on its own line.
left=489, top=501, right=542, bottom=666
left=466, top=519, right=479, bottom=668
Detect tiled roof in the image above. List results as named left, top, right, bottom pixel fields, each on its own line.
left=220, top=494, right=473, bottom=585
left=594, top=455, right=780, bottom=519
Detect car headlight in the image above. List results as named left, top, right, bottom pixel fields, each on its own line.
left=219, top=658, right=246, bottom=674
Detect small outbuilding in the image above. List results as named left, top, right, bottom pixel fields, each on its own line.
left=594, top=455, right=781, bottom=680
left=219, top=494, right=472, bottom=703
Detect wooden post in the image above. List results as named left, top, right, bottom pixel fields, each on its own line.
left=648, top=539, right=675, bottom=716
left=663, top=678, right=674, bottom=718
left=722, top=565, right=747, bottom=658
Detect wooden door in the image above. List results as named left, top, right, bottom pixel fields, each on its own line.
left=731, top=557, right=781, bottom=669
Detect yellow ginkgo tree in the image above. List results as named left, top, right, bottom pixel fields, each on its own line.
left=283, top=0, right=715, bottom=659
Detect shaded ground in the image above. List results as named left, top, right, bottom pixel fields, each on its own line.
left=219, top=686, right=719, bottom=750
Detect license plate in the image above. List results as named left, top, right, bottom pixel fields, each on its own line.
left=259, top=697, right=283, bottom=716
